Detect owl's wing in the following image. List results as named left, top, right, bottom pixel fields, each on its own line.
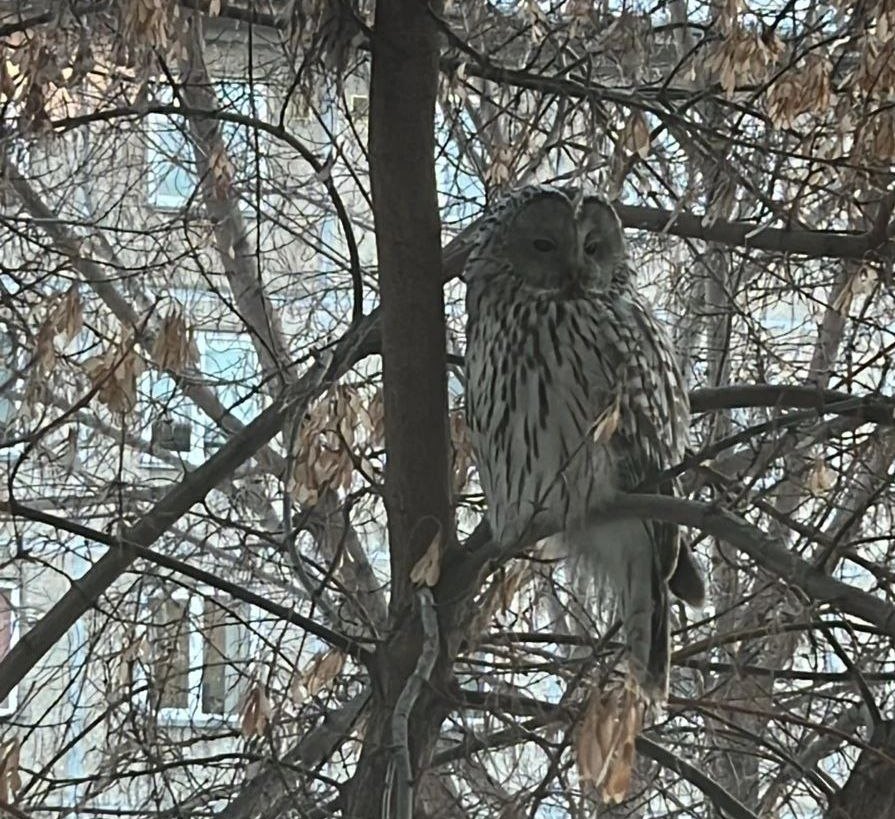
left=598, top=298, right=704, bottom=605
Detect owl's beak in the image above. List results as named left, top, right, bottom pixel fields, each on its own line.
left=562, top=266, right=588, bottom=298
left=565, top=255, right=589, bottom=287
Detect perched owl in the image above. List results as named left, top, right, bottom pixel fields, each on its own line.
left=464, top=185, right=705, bottom=701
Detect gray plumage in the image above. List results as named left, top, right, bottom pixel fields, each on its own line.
left=464, top=185, right=704, bottom=701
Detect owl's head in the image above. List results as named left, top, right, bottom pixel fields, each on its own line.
left=469, top=186, right=629, bottom=298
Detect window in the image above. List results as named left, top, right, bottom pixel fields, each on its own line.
left=0, top=585, right=19, bottom=715
left=146, top=81, right=268, bottom=210
left=435, top=108, right=485, bottom=227
left=141, top=369, right=196, bottom=468
left=0, top=330, right=16, bottom=446
left=150, top=591, right=250, bottom=720
left=200, top=333, right=260, bottom=456
left=141, top=331, right=260, bottom=467
left=349, top=94, right=369, bottom=119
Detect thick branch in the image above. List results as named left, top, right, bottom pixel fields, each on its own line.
left=342, top=2, right=451, bottom=816
left=47, top=103, right=895, bottom=262
left=447, top=494, right=895, bottom=643
left=616, top=495, right=895, bottom=639
left=0, top=499, right=373, bottom=660
left=825, top=719, right=895, bottom=818
left=614, top=203, right=891, bottom=259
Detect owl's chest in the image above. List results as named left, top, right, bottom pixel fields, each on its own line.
left=467, top=299, right=623, bottom=501
left=468, top=299, right=620, bottom=426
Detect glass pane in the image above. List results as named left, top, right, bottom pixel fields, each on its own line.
left=0, top=589, right=11, bottom=712
left=201, top=600, right=227, bottom=715
left=142, top=370, right=196, bottom=462
left=147, top=113, right=196, bottom=208
left=146, top=81, right=266, bottom=208
left=202, top=335, right=258, bottom=424
left=154, top=598, right=190, bottom=710
left=201, top=598, right=245, bottom=715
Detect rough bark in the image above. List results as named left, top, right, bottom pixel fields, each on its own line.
left=825, top=720, right=895, bottom=819
left=341, top=1, right=453, bottom=816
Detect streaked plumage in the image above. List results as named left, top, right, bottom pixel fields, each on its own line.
left=464, top=185, right=704, bottom=701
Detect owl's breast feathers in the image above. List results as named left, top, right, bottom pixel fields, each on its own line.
left=466, top=281, right=689, bottom=545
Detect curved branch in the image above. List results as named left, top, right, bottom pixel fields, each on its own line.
left=689, top=384, right=895, bottom=423
left=448, top=494, right=895, bottom=643
left=614, top=495, right=895, bottom=640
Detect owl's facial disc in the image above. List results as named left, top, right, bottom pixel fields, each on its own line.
left=504, top=193, right=625, bottom=297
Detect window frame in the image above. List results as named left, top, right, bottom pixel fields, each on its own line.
left=0, top=583, right=21, bottom=717
left=145, top=79, right=270, bottom=212
left=148, top=587, right=254, bottom=725
left=140, top=328, right=261, bottom=470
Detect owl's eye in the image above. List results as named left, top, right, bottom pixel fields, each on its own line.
left=532, top=238, right=557, bottom=252
left=584, top=239, right=602, bottom=255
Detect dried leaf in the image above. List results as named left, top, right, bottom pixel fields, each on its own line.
left=209, top=144, right=235, bottom=199
left=84, top=337, right=144, bottom=414
left=303, top=649, right=346, bottom=697
left=366, top=389, right=385, bottom=447
left=0, top=738, right=21, bottom=802
left=576, top=690, right=605, bottom=785
left=290, top=385, right=365, bottom=505
left=704, top=24, right=783, bottom=97
left=50, top=284, right=83, bottom=343
left=290, top=674, right=309, bottom=706
left=497, top=561, right=529, bottom=613
left=239, top=686, right=272, bottom=738
left=601, top=694, right=642, bottom=804
left=619, top=110, right=651, bottom=159
left=33, top=318, right=57, bottom=375
left=410, top=530, right=443, bottom=587
left=806, top=458, right=835, bottom=496
left=151, top=308, right=198, bottom=374
left=765, top=53, right=832, bottom=129
left=591, top=394, right=621, bottom=445
left=485, top=145, right=514, bottom=189
left=576, top=681, right=644, bottom=802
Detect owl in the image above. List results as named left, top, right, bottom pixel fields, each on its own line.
left=464, top=185, right=705, bottom=701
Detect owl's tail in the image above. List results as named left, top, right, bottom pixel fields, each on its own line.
left=643, top=540, right=671, bottom=701
left=569, top=517, right=700, bottom=703
left=669, top=541, right=706, bottom=608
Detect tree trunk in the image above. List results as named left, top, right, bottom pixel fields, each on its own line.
left=341, top=1, right=452, bottom=816
left=825, top=720, right=895, bottom=819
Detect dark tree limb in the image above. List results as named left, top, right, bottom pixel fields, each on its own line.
left=689, top=384, right=895, bottom=423
left=0, top=499, right=374, bottom=661
left=0, top=323, right=373, bottom=704
left=825, top=719, right=895, bottom=819
left=444, top=494, right=895, bottom=645
left=342, top=2, right=452, bottom=816
left=454, top=688, right=760, bottom=819
left=613, top=495, right=895, bottom=640
left=46, top=102, right=895, bottom=263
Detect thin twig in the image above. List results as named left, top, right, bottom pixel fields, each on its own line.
left=387, top=589, right=440, bottom=819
